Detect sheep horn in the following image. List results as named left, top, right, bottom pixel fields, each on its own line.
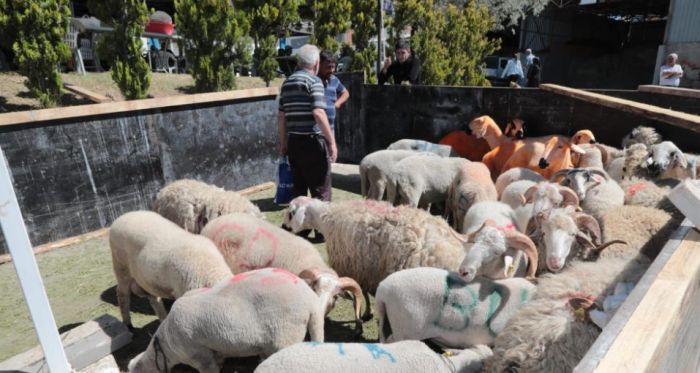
left=450, top=228, right=471, bottom=243
left=594, top=240, right=628, bottom=253
left=337, top=277, right=364, bottom=334
left=570, top=212, right=602, bottom=246
left=555, top=185, right=580, bottom=208
left=298, top=267, right=324, bottom=282
left=501, top=230, right=539, bottom=280
left=550, top=169, right=573, bottom=183
left=520, top=186, right=539, bottom=206
left=587, top=168, right=611, bottom=182
left=451, top=220, right=496, bottom=243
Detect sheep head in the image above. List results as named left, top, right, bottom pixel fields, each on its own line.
left=647, top=141, right=692, bottom=179
left=539, top=137, right=586, bottom=170
left=504, top=118, right=526, bottom=139
left=468, top=115, right=498, bottom=139
left=622, top=125, right=662, bottom=149
left=283, top=197, right=329, bottom=233
left=572, top=130, right=596, bottom=145
left=299, top=267, right=364, bottom=336
left=553, top=168, right=608, bottom=200
left=455, top=220, right=538, bottom=282
left=622, top=144, right=649, bottom=180
left=519, top=182, right=579, bottom=213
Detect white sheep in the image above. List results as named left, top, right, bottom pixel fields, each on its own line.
left=359, top=150, right=438, bottom=200
left=619, top=178, right=679, bottom=218
left=283, top=197, right=472, bottom=319
left=387, top=139, right=459, bottom=157
left=494, top=168, right=545, bottom=198
left=153, top=179, right=262, bottom=233
left=647, top=141, right=698, bottom=180
left=386, top=156, right=470, bottom=208
left=484, top=255, right=649, bottom=373
left=254, top=341, right=492, bottom=373
left=109, top=211, right=233, bottom=327
left=128, top=268, right=324, bottom=373
left=501, top=181, right=580, bottom=235
left=457, top=201, right=539, bottom=281
left=598, top=205, right=680, bottom=260
left=553, top=168, right=624, bottom=218
left=444, top=162, right=498, bottom=232
left=200, top=212, right=365, bottom=335
left=376, top=267, right=535, bottom=348
left=606, top=144, right=649, bottom=182
left=621, top=125, right=662, bottom=149
left=575, top=144, right=605, bottom=169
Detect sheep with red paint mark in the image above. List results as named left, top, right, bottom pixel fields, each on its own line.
left=153, top=179, right=262, bottom=234
left=376, top=267, right=535, bottom=348
left=200, top=213, right=365, bottom=336
left=128, top=268, right=325, bottom=373
left=254, top=340, right=492, bottom=373
left=109, top=211, right=233, bottom=328
left=444, top=162, right=498, bottom=233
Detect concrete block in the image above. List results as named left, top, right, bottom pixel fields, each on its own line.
left=81, top=355, right=119, bottom=373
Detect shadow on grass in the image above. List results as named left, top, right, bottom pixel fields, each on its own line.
left=0, top=95, right=33, bottom=112
left=254, top=197, right=286, bottom=213
left=57, top=322, right=84, bottom=335
left=176, top=85, right=195, bottom=94
left=113, top=319, right=161, bottom=372
left=100, top=286, right=174, bottom=317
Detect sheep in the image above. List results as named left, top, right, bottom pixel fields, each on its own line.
left=128, top=268, right=324, bottom=373
left=598, top=205, right=681, bottom=260
left=254, top=340, right=492, bottom=373
left=153, top=179, right=262, bottom=234
left=647, top=141, right=698, bottom=180
left=484, top=255, right=650, bottom=373
left=606, top=143, right=650, bottom=182
left=528, top=206, right=625, bottom=273
left=385, top=155, right=470, bottom=208
left=495, top=167, right=546, bottom=198
left=501, top=181, right=579, bottom=235
left=109, top=211, right=233, bottom=327
left=376, top=267, right=535, bottom=347
left=457, top=201, right=539, bottom=281
left=552, top=168, right=624, bottom=218
left=283, top=197, right=473, bottom=319
left=200, top=213, right=365, bottom=335
left=387, top=139, right=459, bottom=157
left=444, top=162, right=498, bottom=232
left=621, top=125, right=662, bottom=149
left=503, top=118, right=527, bottom=139
left=619, top=178, right=679, bottom=216
left=574, top=144, right=605, bottom=169
left=359, top=150, right=438, bottom=200
left=501, top=135, right=587, bottom=180
left=470, top=116, right=526, bottom=181
left=439, top=130, right=492, bottom=161
left=571, top=129, right=598, bottom=166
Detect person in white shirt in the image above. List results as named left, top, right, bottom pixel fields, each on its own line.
left=525, top=49, right=536, bottom=69
left=502, top=53, right=524, bottom=83
left=659, top=53, right=683, bottom=87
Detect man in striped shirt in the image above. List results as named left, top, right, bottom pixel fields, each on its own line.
left=278, top=44, right=338, bottom=209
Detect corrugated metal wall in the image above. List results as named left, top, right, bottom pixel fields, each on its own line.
left=666, top=0, right=700, bottom=43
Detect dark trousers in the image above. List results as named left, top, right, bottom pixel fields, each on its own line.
left=508, top=74, right=520, bottom=83
left=287, top=133, right=332, bottom=202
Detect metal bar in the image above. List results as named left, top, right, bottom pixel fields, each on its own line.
left=377, top=0, right=383, bottom=83
left=0, top=147, right=72, bottom=373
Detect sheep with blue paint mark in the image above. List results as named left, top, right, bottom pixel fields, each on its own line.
left=376, top=267, right=535, bottom=348
left=254, top=340, right=492, bottom=373
left=387, top=139, right=459, bottom=157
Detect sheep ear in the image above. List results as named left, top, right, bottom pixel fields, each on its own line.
left=675, top=150, right=689, bottom=169
left=505, top=122, right=513, bottom=137
left=571, top=143, right=586, bottom=154
left=293, top=206, right=307, bottom=232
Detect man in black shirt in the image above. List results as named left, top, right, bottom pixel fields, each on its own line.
left=378, top=40, right=421, bottom=85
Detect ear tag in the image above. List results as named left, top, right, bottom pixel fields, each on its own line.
left=504, top=255, right=515, bottom=277
left=647, top=157, right=653, bottom=165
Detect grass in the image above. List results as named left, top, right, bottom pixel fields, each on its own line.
left=0, top=186, right=371, bottom=373
left=0, top=71, right=285, bottom=113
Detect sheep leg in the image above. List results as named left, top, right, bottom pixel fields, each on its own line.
left=148, top=295, right=168, bottom=322
left=112, top=260, right=134, bottom=328
left=185, top=348, right=221, bottom=373
left=362, top=290, right=374, bottom=321
left=372, top=179, right=387, bottom=201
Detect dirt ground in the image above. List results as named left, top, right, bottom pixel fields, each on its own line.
left=0, top=72, right=284, bottom=113
left=0, top=186, right=371, bottom=373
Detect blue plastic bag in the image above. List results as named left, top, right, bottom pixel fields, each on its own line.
left=274, top=156, right=294, bottom=205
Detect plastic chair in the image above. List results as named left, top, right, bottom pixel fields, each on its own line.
left=63, top=19, right=85, bottom=74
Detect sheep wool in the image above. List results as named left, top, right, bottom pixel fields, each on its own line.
left=445, top=162, right=498, bottom=232
left=359, top=149, right=437, bottom=200
left=387, top=139, right=459, bottom=157
left=128, top=268, right=324, bottom=373
left=254, top=341, right=492, bottom=373
left=598, top=205, right=680, bottom=260
left=386, top=156, right=470, bottom=208
left=495, top=168, right=546, bottom=198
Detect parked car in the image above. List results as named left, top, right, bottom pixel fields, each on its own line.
left=483, top=55, right=512, bottom=87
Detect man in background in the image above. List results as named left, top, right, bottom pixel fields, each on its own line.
left=379, top=40, right=421, bottom=85
left=659, top=53, right=683, bottom=87
left=318, top=50, right=350, bottom=134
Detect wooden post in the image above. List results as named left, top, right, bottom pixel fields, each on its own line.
left=0, top=146, right=72, bottom=373
left=377, top=0, right=383, bottom=83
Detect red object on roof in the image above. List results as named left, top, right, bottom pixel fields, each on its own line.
left=145, top=21, right=174, bottom=35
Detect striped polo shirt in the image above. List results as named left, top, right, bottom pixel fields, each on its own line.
left=279, top=69, right=327, bottom=134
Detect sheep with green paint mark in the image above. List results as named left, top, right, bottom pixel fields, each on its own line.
left=376, top=267, right=535, bottom=348
left=254, top=340, right=491, bottom=373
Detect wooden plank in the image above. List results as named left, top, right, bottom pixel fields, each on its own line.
left=540, top=84, right=700, bottom=134
left=658, top=290, right=700, bottom=373
left=238, top=181, right=275, bottom=196
left=63, top=83, right=111, bottom=103
left=669, top=179, right=700, bottom=228
left=639, top=85, right=700, bottom=100
left=0, top=314, right=132, bottom=373
left=0, top=87, right=280, bottom=128
left=575, top=220, right=694, bottom=373
left=0, top=228, right=110, bottom=265
left=590, top=227, right=700, bottom=373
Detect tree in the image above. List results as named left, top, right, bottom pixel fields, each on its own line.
left=175, top=0, right=248, bottom=93
left=3, top=0, right=71, bottom=108
left=237, top=0, right=302, bottom=86
left=89, top=0, right=151, bottom=100
left=311, top=0, right=352, bottom=53
left=257, top=35, right=278, bottom=86
left=434, top=0, right=548, bottom=28
left=347, top=0, right=378, bottom=83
